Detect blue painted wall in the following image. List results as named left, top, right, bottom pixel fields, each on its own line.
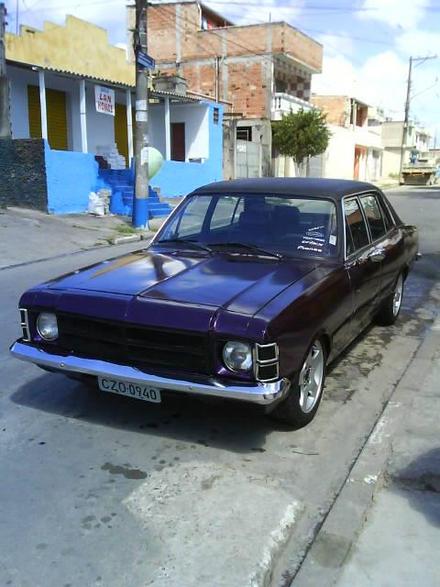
left=45, top=142, right=98, bottom=214
left=43, top=101, right=223, bottom=213
left=152, top=103, right=223, bottom=197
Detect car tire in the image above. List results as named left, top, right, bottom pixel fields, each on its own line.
left=376, top=273, right=404, bottom=326
left=269, top=339, right=326, bottom=429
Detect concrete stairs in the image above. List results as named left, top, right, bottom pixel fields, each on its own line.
left=97, top=168, right=172, bottom=218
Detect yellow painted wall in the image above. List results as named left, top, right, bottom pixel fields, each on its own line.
left=6, top=16, right=134, bottom=87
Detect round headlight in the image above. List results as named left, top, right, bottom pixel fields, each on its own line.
left=36, top=312, right=58, bottom=341
left=223, top=341, right=253, bottom=372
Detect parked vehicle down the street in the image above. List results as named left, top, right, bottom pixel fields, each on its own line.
left=10, top=178, right=419, bottom=427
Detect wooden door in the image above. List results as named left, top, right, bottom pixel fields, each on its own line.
left=171, top=122, right=186, bottom=161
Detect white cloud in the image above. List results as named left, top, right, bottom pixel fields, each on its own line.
left=203, top=0, right=304, bottom=25
left=313, top=51, right=408, bottom=118
left=316, top=33, right=354, bottom=59
left=12, top=0, right=127, bottom=44
left=359, top=0, right=429, bottom=30
left=312, top=46, right=439, bottom=134
left=312, top=55, right=357, bottom=97
left=395, top=29, right=439, bottom=57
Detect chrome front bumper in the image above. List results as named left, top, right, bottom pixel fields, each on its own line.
left=10, top=342, right=290, bottom=406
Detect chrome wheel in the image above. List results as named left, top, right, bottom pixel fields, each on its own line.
left=298, top=341, right=325, bottom=414
left=393, top=275, right=403, bottom=316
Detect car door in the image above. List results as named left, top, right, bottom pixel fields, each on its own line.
left=343, top=196, right=382, bottom=334
left=374, top=191, right=406, bottom=300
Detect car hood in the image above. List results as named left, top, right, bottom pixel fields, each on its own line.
left=44, top=249, right=318, bottom=316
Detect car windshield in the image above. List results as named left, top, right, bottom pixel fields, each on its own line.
left=156, top=194, right=339, bottom=258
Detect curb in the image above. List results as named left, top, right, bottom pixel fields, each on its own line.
left=0, top=234, right=153, bottom=272
left=111, top=234, right=142, bottom=245
left=374, top=181, right=400, bottom=190
left=292, top=314, right=440, bottom=587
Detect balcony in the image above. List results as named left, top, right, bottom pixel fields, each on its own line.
left=271, top=93, right=314, bottom=121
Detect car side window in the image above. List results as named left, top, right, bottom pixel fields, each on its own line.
left=377, top=194, right=394, bottom=231
left=209, top=196, right=243, bottom=230
left=344, top=198, right=370, bottom=256
left=172, top=196, right=212, bottom=238
left=360, top=194, right=387, bottom=241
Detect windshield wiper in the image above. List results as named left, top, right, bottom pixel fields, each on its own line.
left=207, top=242, right=283, bottom=259
left=155, top=238, right=212, bottom=254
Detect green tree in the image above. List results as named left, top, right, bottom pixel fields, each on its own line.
left=272, top=109, right=330, bottom=175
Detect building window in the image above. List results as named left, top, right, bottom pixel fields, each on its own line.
left=237, top=126, right=253, bottom=141
left=213, top=107, right=220, bottom=124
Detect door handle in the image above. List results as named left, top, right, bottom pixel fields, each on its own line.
left=368, top=249, right=385, bottom=263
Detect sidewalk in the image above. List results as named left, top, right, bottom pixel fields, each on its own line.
left=294, top=289, right=440, bottom=587
left=0, top=207, right=159, bottom=270
left=374, top=178, right=400, bottom=190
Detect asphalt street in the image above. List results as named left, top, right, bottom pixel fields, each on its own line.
left=0, top=186, right=439, bottom=587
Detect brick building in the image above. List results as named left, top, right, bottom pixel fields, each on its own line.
left=142, top=1, right=322, bottom=177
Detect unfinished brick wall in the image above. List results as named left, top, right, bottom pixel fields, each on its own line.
left=149, top=2, right=322, bottom=119
left=311, top=95, right=350, bottom=127
left=149, top=4, right=322, bottom=66
left=158, top=59, right=271, bottom=119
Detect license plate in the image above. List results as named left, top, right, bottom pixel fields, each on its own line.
left=98, top=377, right=161, bottom=403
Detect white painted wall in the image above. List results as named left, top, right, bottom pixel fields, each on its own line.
left=7, top=66, right=31, bottom=138
left=323, top=125, right=355, bottom=180
left=8, top=67, right=116, bottom=153
left=8, top=65, right=84, bottom=151
left=149, top=103, right=166, bottom=156
left=383, top=148, right=402, bottom=178
left=85, top=84, right=115, bottom=153
left=8, top=68, right=210, bottom=163
left=172, top=103, right=209, bottom=160
left=148, top=102, right=210, bottom=161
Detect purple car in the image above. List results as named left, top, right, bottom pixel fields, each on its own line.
left=11, top=179, right=419, bottom=427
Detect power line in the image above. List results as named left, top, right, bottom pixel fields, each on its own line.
left=166, top=0, right=439, bottom=14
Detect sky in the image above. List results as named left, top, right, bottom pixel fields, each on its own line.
left=5, top=0, right=440, bottom=141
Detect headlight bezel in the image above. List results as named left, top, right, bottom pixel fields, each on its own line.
left=36, top=312, right=59, bottom=341
left=222, top=340, right=253, bottom=373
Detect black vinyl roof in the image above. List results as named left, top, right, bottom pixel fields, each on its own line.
left=192, top=178, right=378, bottom=200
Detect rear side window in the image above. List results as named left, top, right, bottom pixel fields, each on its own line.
left=377, top=194, right=394, bottom=231
left=360, top=194, right=386, bottom=241
left=209, top=196, right=243, bottom=230
left=344, top=198, right=370, bottom=256
left=172, top=195, right=211, bottom=238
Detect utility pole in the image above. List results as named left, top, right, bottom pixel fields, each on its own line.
left=0, top=2, right=11, bottom=138
left=132, top=0, right=149, bottom=229
left=399, top=55, right=437, bottom=182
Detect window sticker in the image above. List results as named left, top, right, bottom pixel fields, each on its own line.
left=297, top=225, right=327, bottom=253
left=306, top=225, right=326, bottom=239
left=329, top=235, right=337, bottom=246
